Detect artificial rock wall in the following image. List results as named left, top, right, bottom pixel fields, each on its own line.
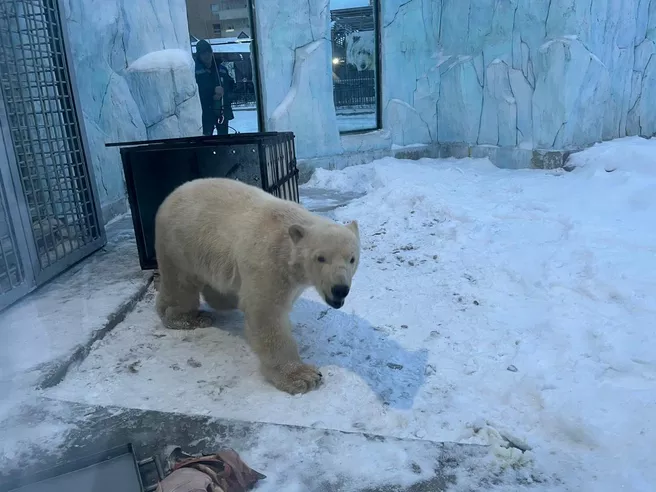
left=63, top=0, right=201, bottom=221
left=257, top=0, right=656, bottom=167
left=62, top=0, right=656, bottom=215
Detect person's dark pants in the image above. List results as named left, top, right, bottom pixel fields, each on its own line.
left=202, top=110, right=229, bottom=136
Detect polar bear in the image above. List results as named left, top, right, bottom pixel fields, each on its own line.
left=154, top=177, right=361, bottom=394
left=345, top=30, right=375, bottom=71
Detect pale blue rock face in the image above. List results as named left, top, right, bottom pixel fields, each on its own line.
left=62, top=0, right=198, bottom=220
left=257, top=0, right=343, bottom=159
left=437, top=57, right=483, bottom=144
left=381, top=0, right=656, bottom=153
left=59, top=0, right=656, bottom=199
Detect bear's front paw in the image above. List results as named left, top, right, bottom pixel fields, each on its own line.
left=267, top=362, right=323, bottom=395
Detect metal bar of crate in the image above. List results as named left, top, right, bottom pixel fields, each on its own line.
left=105, top=132, right=287, bottom=149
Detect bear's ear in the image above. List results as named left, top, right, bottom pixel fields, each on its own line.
left=346, top=220, right=359, bottom=237
left=289, top=224, right=305, bottom=244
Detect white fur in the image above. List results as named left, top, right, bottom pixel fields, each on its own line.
left=154, top=178, right=361, bottom=394
left=345, top=31, right=375, bottom=71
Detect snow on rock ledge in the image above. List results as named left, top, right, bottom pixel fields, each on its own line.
left=62, top=0, right=199, bottom=219
left=126, top=49, right=200, bottom=139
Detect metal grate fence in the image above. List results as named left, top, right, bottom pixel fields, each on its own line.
left=0, top=174, right=24, bottom=296
left=333, top=75, right=376, bottom=109
left=0, top=0, right=105, bottom=311
left=263, top=133, right=299, bottom=203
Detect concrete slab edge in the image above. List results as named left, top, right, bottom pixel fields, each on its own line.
left=36, top=275, right=154, bottom=390
left=297, top=142, right=590, bottom=178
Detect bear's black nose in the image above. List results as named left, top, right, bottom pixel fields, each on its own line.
left=331, top=284, right=350, bottom=299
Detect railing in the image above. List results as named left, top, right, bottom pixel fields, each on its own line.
left=230, top=81, right=256, bottom=108
left=333, top=75, right=376, bottom=109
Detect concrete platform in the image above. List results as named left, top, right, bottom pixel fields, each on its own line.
left=0, top=398, right=494, bottom=492
left=0, top=192, right=536, bottom=491
left=0, top=215, right=153, bottom=397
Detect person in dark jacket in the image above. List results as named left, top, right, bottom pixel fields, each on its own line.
left=194, top=39, right=235, bottom=135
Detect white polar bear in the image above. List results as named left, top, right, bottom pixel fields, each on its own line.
left=345, top=30, right=375, bottom=71
left=154, top=178, right=361, bottom=394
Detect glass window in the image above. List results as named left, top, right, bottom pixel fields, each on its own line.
left=187, top=0, right=260, bottom=135
left=330, top=0, right=380, bottom=133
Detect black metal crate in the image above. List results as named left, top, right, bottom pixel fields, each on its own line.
left=106, top=132, right=299, bottom=270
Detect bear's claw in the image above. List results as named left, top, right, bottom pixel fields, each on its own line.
left=269, top=362, right=323, bottom=395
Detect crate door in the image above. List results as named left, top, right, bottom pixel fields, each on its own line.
left=0, top=0, right=105, bottom=306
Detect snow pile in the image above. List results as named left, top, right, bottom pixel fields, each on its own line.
left=124, top=49, right=200, bottom=137
left=127, top=49, right=194, bottom=73
left=304, top=165, right=381, bottom=195
left=238, top=424, right=440, bottom=491
left=567, top=135, right=656, bottom=175
left=47, top=137, right=656, bottom=491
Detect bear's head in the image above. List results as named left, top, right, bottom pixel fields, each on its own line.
left=289, top=220, right=360, bottom=309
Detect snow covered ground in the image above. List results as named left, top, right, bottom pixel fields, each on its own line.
left=45, top=137, right=656, bottom=491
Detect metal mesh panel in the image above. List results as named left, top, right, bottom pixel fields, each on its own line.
left=0, top=0, right=102, bottom=273
left=0, top=174, right=25, bottom=295
left=263, top=134, right=299, bottom=203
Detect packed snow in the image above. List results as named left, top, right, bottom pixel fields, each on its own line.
left=46, top=136, right=656, bottom=491
left=0, top=397, right=76, bottom=471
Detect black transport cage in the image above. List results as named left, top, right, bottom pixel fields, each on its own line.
left=106, top=132, right=299, bottom=271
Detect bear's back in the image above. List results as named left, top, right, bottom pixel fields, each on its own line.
left=157, top=177, right=323, bottom=245
left=174, top=177, right=306, bottom=220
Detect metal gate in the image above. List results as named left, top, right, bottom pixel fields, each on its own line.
left=0, top=0, right=105, bottom=311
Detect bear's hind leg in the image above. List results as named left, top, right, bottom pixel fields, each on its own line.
left=156, top=260, right=213, bottom=330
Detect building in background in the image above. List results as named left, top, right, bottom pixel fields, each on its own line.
left=186, top=0, right=251, bottom=40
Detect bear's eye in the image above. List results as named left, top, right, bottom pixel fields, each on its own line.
left=350, top=257, right=355, bottom=264
left=317, top=255, right=326, bottom=263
